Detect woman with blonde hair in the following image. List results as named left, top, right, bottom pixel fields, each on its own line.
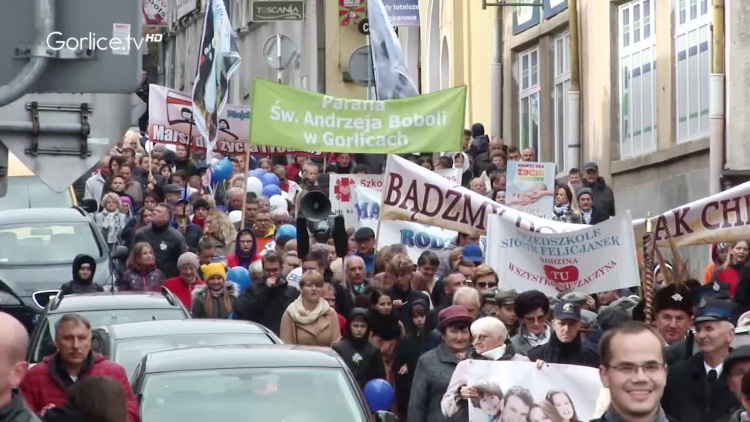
left=191, top=262, right=239, bottom=319
left=280, top=270, right=341, bottom=346
left=203, top=210, right=236, bottom=256
left=93, top=193, right=128, bottom=250
left=118, top=242, right=166, bottom=291
left=712, top=240, right=749, bottom=297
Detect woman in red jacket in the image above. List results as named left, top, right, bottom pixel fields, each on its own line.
left=162, top=252, right=204, bottom=309
left=713, top=240, right=750, bottom=297
left=226, top=229, right=261, bottom=270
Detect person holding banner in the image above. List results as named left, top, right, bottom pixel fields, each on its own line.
left=526, top=301, right=600, bottom=368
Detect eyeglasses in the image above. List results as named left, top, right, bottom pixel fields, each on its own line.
left=606, top=362, right=665, bottom=375
left=476, top=281, right=498, bottom=289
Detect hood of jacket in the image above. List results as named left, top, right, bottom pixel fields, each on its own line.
left=191, top=281, right=241, bottom=301
left=72, top=254, right=97, bottom=284
left=471, top=134, right=489, bottom=155
left=346, top=308, right=371, bottom=346
left=452, top=152, right=472, bottom=173
left=233, top=228, right=259, bottom=262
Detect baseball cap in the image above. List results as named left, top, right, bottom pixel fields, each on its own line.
left=354, top=227, right=375, bottom=240
left=461, top=244, right=483, bottom=264
left=554, top=300, right=581, bottom=321
left=583, top=162, right=598, bottom=172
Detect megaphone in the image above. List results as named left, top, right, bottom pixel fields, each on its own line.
left=299, top=190, right=332, bottom=222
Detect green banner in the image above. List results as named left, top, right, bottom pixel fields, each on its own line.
left=249, top=79, right=467, bottom=153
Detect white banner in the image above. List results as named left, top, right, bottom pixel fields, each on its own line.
left=506, top=161, right=556, bottom=219
left=381, top=155, right=582, bottom=237
left=331, top=168, right=461, bottom=229
left=467, top=361, right=603, bottom=422
left=487, top=212, right=639, bottom=296
left=355, top=185, right=457, bottom=261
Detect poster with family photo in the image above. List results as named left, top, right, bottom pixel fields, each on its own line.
left=467, top=361, right=603, bottom=422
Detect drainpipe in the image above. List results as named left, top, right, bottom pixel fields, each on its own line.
left=566, top=0, right=581, bottom=172
left=490, top=5, right=503, bottom=139
left=709, top=0, right=725, bottom=195
left=0, top=0, right=55, bottom=107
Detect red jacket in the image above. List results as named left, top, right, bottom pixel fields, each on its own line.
left=226, top=253, right=261, bottom=269
left=162, top=277, right=205, bottom=309
left=21, top=353, right=140, bottom=422
left=716, top=265, right=742, bottom=297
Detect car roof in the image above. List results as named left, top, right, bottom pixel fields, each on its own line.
left=50, top=292, right=182, bottom=313
left=143, top=345, right=344, bottom=373
left=0, top=208, right=87, bottom=225
left=97, top=319, right=271, bottom=339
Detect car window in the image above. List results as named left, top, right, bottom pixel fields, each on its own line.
left=30, top=309, right=188, bottom=363
left=0, top=176, right=73, bottom=211
left=116, top=334, right=274, bottom=377
left=140, top=368, right=367, bottom=422
left=0, top=222, right=102, bottom=265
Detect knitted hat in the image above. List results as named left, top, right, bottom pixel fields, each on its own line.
left=201, top=262, right=227, bottom=282
left=177, top=252, right=199, bottom=271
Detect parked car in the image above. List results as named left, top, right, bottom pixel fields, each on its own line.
left=0, top=207, right=114, bottom=330
left=27, top=289, right=190, bottom=364
left=131, top=345, right=396, bottom=422
left=92, top=319, right=282, bottom=377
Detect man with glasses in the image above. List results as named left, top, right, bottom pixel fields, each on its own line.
left=662, top=297, right=738, bottom=421
left=236, top=251, right=299, bottom=336
left=593, top=321, right=669, bottom=422
left=527, top=301, right=599, bottom=367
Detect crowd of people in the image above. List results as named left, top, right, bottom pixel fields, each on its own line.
left=3, top=125, right=750, bottom=422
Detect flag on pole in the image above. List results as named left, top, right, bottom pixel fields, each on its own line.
left=367, top=0, right=419, bottom=100
left=192, top=0, right=242, bottom=159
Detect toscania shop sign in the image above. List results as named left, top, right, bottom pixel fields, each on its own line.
left=251, top=1, right=305, bottom=22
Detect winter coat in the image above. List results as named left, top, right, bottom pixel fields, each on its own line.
left=392, top=329, right=432, bottom=417
left=132, top=223, right=188, bottom=278
left=117, top=265, right=166, bottom=292
left=436, top=238, right=460, bottom=279
left=661, top=351, right=739, bottom=422
left=236, top=277, right=299, bottom=335
left=279, top=300, right=341, bottom=347
left=583, top=176, right=616, bottom=218
left=162, top=276, right=204, bottom=309
left=190, top=282, right=240, bottom=319
left=526, top=332, right=600, bottom=367
left=735, top=265, right=750, bottom=314
left=20, top=353, right=140, bottom=422
left=177, top=222, right=204, bottom=250
left=713, top=263, right=743, bottom=297
left=42, top=403, right=88, bottom=422
left=83, top=172, right=107, bottom=206
left=60, top=254, right=104, bottom=295
left=580, top=205, right=609, bottom=225
left=332, top=311, right=386, bottom=389
left=664, top=331, right=698, bottom=366
left=0, top=393, right=40, bottom=422
left=441, top=343, right=529, bottom=419
left=389, top=285, right=430, bottom=334
left=589, top=407, right=673, bottom=422
left=93, top=210, right=128, bottom=248
left=510, top=324, right=552, bottom=356
left=203, top=232, right=235, bottom=258
left=408, top=342, right=463, bottom=422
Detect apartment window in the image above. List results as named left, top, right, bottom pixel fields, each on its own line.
left=676, top=0, right=710, bottom=143
left=554, top=32, right=571, bottom=171
left=619, top=0, right=657, bottom=158
left=519, top=47, right=540, bottom=156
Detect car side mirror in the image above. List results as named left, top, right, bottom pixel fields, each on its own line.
left=81, top=199, right=98, bottom=214
left=110, top=245, right=129, bottom=261
left=373, top=411, right=397, bottom=422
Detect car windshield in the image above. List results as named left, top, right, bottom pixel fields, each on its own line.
left=0, top=176, right=73, bottom=212
left=140, top=367, right=368, bottom=422
left=0, top=222, right=101, bottom=265
left=31, top=309, right=187, bottom=363
left=116, top=334, right=275, bottom=377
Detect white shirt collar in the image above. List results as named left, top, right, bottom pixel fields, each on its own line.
left=704, top=361, right=724, bottom=378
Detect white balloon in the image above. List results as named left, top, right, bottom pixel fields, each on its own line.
left=269, top=195, right=288, bottom=211
left=210, top=157, right=220, bottom=166
left=246, top=177, right=264, bottom=195
left=228, top=210, right=243, bottom=224
left=280, top=191, right=290, bottom=200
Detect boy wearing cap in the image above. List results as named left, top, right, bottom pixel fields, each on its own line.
left=662, top=297, right=739, bottom=421
left=527, top=301, right=599, bottom=367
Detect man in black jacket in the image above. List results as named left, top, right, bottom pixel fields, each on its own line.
left=577, top=188, right=608, bottom=225
left=236, top=252, right=299, bottom=335
left=132, top=203, right=188, bottom=278
left=527, top=300, right=599, bottom=367
left=662, top=298, right=739, bottom=422
left=582, top=161, right=616, bottom=218
left=0, top=313, right=39, bottom=422
left=60, top=255, right=104, bottom=295
left=332, top=308, right=385, bottom=389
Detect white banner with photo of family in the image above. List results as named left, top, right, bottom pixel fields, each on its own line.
left=505, top=161, right=556, bottom=219
left=467, top=361, right=603, bottom=422
left=486, top=212, right=639, bottom=296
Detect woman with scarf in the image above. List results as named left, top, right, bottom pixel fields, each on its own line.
left=510, top=290, right=552, bottom=355
left=60, top=254, right=104, bottom=295
left=226, top=229, right=261, bottom=269
left=192, top=262, right=239, bottom=319
left=93, top=193, right=129, bottom=250
left=453, top=152, right=474, bottom=188
left=117, top=242, right=166, bottom=292
left=552, top=184, right=582, bottom=224
left=280, top=270, right=341, bottom=346
left=367, top=288, right=405, bottom=385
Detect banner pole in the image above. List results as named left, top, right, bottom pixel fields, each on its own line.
left=239, top=150, right=251, bottom=230
left=642, top=213, right=655, bottom=325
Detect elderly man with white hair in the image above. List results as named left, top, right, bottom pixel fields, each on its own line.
left=271, top=208, right=291, bottom=227
left=452, top=286, right=482, bottom=319
left=441, top=317, right=529, bottom=418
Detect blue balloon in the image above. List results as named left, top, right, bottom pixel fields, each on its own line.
left=227, top=266, right=251, bottom=291
left=275, top=224, right=297, bottom=240
left=261, top=172, right=280, bottom=187
left=249, top=156, right=259, bottom=170
left=261, top=185, right=282, bottom=197
left=249, top=168, right=266, bottom=178
left=213, top=158, right=233, bottom=181
left=363, top=379, right=394, bottom=412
